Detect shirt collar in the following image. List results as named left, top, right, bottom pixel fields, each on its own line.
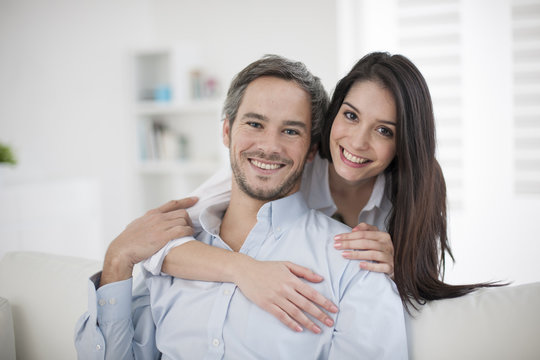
left=301, top=153, right=336, bottom=216
left=363, top=172, right=387, bottom=212
left=303, top=153, right=388, bottom=215
left=198, top=191, right=310, bottom=240
left=257, top=191, right=309, bottom=239
left=198, top=199, right=229, bottom=237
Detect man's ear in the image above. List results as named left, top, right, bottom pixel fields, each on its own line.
left=222, top=118, right=231, bottom=148
left=306, top=144, right=318, bottom=162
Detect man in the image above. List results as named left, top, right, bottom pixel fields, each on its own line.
left=75, top=55, right=408, bottom=359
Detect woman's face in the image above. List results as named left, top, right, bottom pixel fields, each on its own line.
left=329, top=80, right=397, bottom=185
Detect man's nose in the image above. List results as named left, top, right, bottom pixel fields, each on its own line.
left=257, top=130, right=283, bottom=154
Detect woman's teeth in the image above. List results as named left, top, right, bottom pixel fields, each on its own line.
left=251, top=160, right=281, bottom=170
left=343, top=148, right=369, bottom=164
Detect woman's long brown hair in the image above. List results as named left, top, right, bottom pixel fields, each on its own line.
left=320, top=52, right=500, bottom=309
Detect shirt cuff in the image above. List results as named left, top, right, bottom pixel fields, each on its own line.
left=95, top=277, right=133, bottom=324
left=142, top=237, right=195, bottom=275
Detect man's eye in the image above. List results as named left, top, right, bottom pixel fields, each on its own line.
left=247, top=122, right=262, bottom=128
left=284, top=129, right=299, bottom=136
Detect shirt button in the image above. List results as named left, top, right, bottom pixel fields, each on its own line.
left=223, top=289, right=231, bottom=296
left=96, top=344, right=102, bottom=350
left=98, top=299, right=106, bottom=306
left=212, top=338, right=220, bottom=347
left=109, top=298, right=116, bottom=305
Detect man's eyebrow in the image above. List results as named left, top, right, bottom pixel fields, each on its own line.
left=242, top=112, right=267, bottom=121
left=283, top=120, right=307, bottom=129
left=241, top=113, right=308, bottom=129
left=343, top=101, right=397, bottom=126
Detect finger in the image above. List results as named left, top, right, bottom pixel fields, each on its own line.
left=359, top=261, right=394, bottom=276
left=286, top=262, right=323, bottom=283
left=334, top=239, right=384, bottom=251
left=334, top=229, right=379, bottom=241
left=157, top=197, right=198, bottom=213
left=291, top=281, right=338, bottom=314
left=268, top=304, right=303, bottom=333
left=278, top=298, right=321, bottom=334
left=352, top=222, right=378, bottom=232
left=342, top=250, right=393, bottom=265
left=165, top=209, right=193, bottom=227
left=165, top=224, right=194, bottom=239
left=287, top=291, right=334, bottom=331
left=163, top=217, right=190, bottom=230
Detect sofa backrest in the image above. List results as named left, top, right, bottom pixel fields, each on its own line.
left=406, top=281, right=540, bottom=359
left=1, top=251, right=539, bottom=360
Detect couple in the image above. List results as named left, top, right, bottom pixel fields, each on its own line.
left=76, top=52, right=489, bottom=359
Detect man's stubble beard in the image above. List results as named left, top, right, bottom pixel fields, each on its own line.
left=230, top=150, right=307, bottom=202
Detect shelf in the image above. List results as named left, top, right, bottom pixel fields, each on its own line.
left=138, top=159, right=219, bottom=175
left=135, top=100, right=222, bottom=116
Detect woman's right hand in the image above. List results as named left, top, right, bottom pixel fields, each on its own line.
left=233, top=258, right=338, bottom=334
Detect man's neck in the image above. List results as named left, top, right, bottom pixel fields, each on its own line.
left=219, top=186, right=267, bottom=252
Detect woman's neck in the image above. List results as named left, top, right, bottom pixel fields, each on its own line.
left=328, top=163, right=377, bottom=228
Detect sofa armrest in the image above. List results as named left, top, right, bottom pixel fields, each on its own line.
left=0, top=251, right=102, bottom=360
left=0, top=297, right=16, bottom=360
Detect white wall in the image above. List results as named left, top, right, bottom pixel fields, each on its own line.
left=340, top=0, right=540, bottom=286
left=1, top=0, right=537, bottom=287
left=0, top=0, right=153, bottom=259
left=0, top=0, right=338, bottom=259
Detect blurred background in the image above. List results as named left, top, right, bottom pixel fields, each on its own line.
left=0, top=0, right=539, bottom=286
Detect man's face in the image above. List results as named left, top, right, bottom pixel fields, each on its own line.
left=223, top=76, right=314, bottom=201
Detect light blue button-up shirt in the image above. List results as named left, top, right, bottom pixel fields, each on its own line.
left=75, top=192, right=408, bottom=360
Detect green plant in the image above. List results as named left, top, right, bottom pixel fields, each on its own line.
left=0, top=143, right=17, bottom=165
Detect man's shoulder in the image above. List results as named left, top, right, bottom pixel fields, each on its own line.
left=303, top=208, right=352, bottom=235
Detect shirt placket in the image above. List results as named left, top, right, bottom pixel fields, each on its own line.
left=204, top=212, right=272, bottom=360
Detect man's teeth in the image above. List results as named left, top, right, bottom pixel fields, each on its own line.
left=343, top=148, right=369, bottom=164
left=251, top=160, right=281, bottom=170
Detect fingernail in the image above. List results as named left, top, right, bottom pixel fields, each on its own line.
left=325, top=318, right=334, bottom=327
left=334, top=235, right=341, bottom=240
left=312, top=325, right=321, bottom=334
left=342, top=251, right=351, bottom=258
left=330, top=304, right=338, bottom=313
left=333, top=242, right=341, bottom=249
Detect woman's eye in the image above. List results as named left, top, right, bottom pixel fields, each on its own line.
left=377, top=127, right=394, bottom=137
left=283, top=129, right=299, bottom=136
left=344, top=111, right=357, bottom=121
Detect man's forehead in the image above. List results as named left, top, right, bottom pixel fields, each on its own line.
left=238, top=77, right=312, bottom=124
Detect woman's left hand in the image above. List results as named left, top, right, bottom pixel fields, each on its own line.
left=333, top=222, right=395, bottom=277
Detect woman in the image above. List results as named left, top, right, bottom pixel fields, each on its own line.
left=143, top=52, right=495, bottom=333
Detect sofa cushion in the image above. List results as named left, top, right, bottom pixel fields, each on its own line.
left=406, top=281, right=540, bottom=359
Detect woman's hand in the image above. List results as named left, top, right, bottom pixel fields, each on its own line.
left=233, top=258, right=338, bottom=334
left=333, top=222, right=395, bottom=277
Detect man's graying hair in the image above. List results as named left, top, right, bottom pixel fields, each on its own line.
left=222, top=54, right=329, bottom=146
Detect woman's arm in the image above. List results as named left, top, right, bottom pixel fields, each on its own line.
left=333, top=222, right=395, bottom=277
left=163, top=241, right=338, bottom=334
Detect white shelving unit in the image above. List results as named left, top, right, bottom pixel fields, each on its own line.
left=132, top=48, right=225, bottom=211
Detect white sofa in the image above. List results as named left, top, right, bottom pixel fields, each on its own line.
left=0, top=251, right=539, bottom=360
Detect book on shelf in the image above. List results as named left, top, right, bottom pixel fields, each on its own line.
left=138, top=118, right=188, bottom=162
